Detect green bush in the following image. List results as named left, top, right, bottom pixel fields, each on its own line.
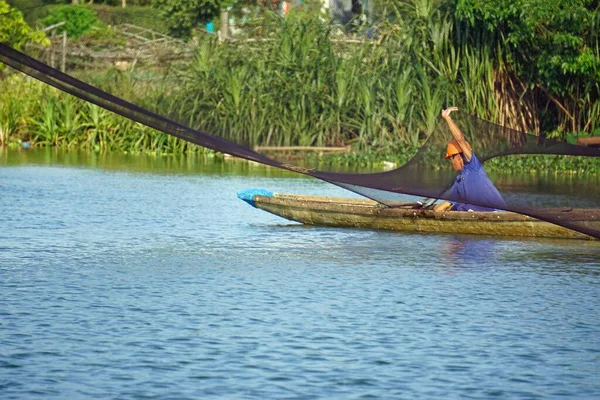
left=76, top=26, right=127, bottom=51
left=40, top=5, right=101, bottom=38
left=90, top=5, right=166, bottom=32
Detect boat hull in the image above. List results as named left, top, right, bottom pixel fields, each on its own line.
left=249, top=193, right=598, bottom=240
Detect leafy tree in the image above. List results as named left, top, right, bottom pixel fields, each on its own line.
left=0, top=0, right=49, bottom=50
left=453, top=0, right=600, bottom=132
left=152, top=0, right=233, bottom=38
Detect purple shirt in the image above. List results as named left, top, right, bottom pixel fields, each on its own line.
left=447, top=153, right=506, bottom=211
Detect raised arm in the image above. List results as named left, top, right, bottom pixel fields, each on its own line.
left=441, top=107, right=472, bottom=162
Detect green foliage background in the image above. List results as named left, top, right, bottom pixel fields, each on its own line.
left=0, top=0, right=598, bottom=174
left=152, top=0, right=233, bottom=38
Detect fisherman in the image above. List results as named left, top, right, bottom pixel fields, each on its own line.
left=433, top=107, right=506, bottom=212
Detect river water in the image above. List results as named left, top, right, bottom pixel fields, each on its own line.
left=1, top=150, right=599, bottom=399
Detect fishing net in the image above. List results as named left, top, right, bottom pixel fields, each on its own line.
left=1, top=3, right=599, bottom=239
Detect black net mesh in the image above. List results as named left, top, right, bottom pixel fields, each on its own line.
left=1, top=3, right=599, bottom=239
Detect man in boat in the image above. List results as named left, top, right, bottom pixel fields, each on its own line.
left=433, top=107, right=506, bottom=212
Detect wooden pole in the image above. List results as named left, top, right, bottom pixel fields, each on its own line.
left=49, top=28, right=55, bottom=68
left=61, top=32, right=67, bottom=72
left=219, top=10, right=228, bottom=41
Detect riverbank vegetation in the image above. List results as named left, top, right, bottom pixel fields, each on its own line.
left=1, top=0, right=598, bottom=173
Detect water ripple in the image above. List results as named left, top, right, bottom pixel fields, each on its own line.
left=0, top=164, right=599, bottom=399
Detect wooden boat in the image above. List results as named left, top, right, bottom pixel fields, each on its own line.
left=238, top=190, right=599, bottom=240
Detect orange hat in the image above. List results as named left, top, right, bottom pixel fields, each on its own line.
left=445, top=139, right=462, bottom=159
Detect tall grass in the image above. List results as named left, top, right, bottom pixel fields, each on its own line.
left=0, top=74, right=212, bottom=155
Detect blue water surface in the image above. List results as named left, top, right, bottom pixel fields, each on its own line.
left=1, top=153, right=599, bottom=399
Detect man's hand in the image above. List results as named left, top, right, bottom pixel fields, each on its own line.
left=441, top=107, right=459, bottom=119
left=433, top=201, right=453, bottom=212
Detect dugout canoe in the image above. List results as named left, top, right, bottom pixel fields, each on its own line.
left=238, top=190, right=599, bottom=240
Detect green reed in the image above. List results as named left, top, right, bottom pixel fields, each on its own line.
left=171, top=9, right=467, bottom=152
